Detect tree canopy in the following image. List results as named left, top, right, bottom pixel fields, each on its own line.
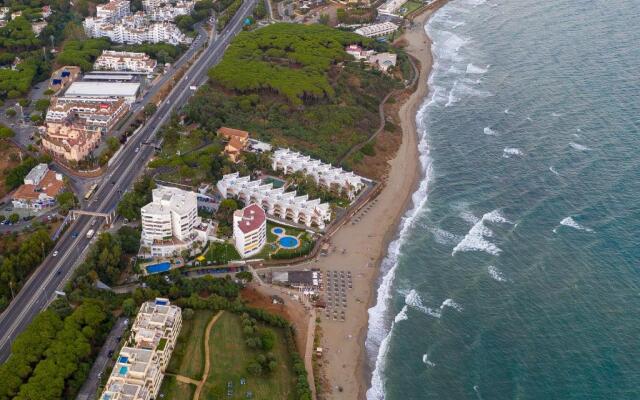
left=208, top=23, right=369, bottom=105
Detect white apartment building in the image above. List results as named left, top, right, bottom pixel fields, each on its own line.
left=354, top=22, right=399, bottom=38
left=233, top=203, right=267, bottom=258
left=144, top=0, right=194, bottom=21
left=217, top=173, right=332, bottom=229
left=94, top=50, right=157, bottom=73
left=271, top=148, right=366, bottom=200
left=12, top=164, right=65, bottom=210
left=141, top=186, right=209, bottom=258
left=97, top=0, right=131, bottom=22
left=100, top=298, right=181, bottom=400
left=84, top=17, right=190, bottom=45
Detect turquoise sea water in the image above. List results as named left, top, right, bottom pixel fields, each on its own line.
left=366, top=0, right=640, bottom=399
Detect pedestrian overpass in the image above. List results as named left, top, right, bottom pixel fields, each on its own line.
left=69, top=209, right=117, bottom=225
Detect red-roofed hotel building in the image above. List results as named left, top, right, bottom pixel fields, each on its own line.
left=233, top=203, right=267, bottom=258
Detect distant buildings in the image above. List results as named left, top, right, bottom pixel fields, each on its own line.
left=345, top=44, right=398, bottom=73
left=271, top=148, right=365, bottom=200
left=31, top=21, right=47, bottom=36
left=11, top=164, right=65, bottom=210
left=218, top=127, right=249, bottom=163
left=143, top=0, right=195, bottom=21
left=42, top=97, right=129, bottom=161
left=140, top=186, right=212, bottom=258
left=94, top=50, right=157, bottom=73
left=100, top=298, right=182, bottom=400
left=354, top=21, right=399, bottom=38
left=83, top=0, right=192, bottom=44
left=217, top=173, right=332, bottom=229
left=233, top=203, right=267, bottom=258
left=377, top=0, right=405, bottom=16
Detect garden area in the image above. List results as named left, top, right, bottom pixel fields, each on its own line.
left=201, top=312, right=297, bottom=400
left=166, top=310, right=214, bottom=380
left=256, top=222, right=315, bottom=261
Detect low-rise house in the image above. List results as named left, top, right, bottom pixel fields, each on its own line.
left=345, top=44, right=375, bottom=60
left=31, top=21, right=47, bottom=36
left=49, top=66, right=81, bottom=94
left=218, top=127, right=249, bottom=162
left=233, top=203, right=267, bottom=258
left=368, top=52, right=397, bottom=72
left=11, top=164, right=65, bottom=210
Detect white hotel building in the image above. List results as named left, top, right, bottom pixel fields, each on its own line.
left=217, top=173, right=332, bottom=229
left=233, top=203, right=267, bottom=258
left=354, top=22, right=399, bottom=38
left=94, top=50, right=157, bottom=73
left=101, top=298, right=181, bottom=400
left=271, top=148, right=366, bottom=200
left=141, top=186, right=210, bottom=258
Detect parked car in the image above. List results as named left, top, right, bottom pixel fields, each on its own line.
left=52, top=251, right=58, bottom=257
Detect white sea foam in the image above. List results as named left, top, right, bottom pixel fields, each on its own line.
left=549, top=166, right=560, bottom=176
left=559, top=216, right=594, bottom=232
left=504, top=108, right=510, bottom=114
left=405, top=290, right=463, bottom=318
left=366, top=75, right=435, bottom=400
left=452, top=209, right=512, bottom=256
left=503, top=147, right=524, bottom=158
left=569, top=142, right=591, bottom=151
left=422, top=353, right=436, bottom=367
left=483, top=127, right=498, bottom=136
left=394, top=305, right=409, bottom=323
left=430, top=227, right=463, bottom=245
left=488, top=265, right=507, bottom=282
left=466, top=63, right=488, bottom=74
left=551, top=112, right=562, bottom=117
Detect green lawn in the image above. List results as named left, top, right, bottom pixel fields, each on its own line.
left=157, top=375, right=196, bottom=399
left=401, top=0, right=423, bottom=15
left=204, top=242, right=241, bottom=264
left=167, top=310, right=214, bottom=380
left=201, top=312, right=297, bottom=400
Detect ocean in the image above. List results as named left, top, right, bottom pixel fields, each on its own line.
left=366, top=0, right=640, bottom=399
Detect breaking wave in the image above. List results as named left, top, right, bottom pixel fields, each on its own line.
left=558, top=216, right=594, bottom=232
left=488, top=265, right=507, bottom=282
left=503, top=147, right=524, bottom=158
left=569, top=142, right=591, bottom=151
left=452, top=210, right=512, bottom=256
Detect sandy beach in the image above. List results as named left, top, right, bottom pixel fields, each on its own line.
left=314, top=7, right=444, bottom=399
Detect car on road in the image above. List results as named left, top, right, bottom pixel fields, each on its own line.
left=52, top=250, right=58, bottom=257
left=135, top=146, right=139, bottom=153
left=91, top=219, right=96, bottom=226
left=71, top=232, right=79, bottom=238
left=108, top=350, right=115, bottom=358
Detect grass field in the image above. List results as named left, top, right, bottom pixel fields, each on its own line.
left=201, top=312, right=297, bottom=400
left=167, top=310, right=214, bottom=380
left=158, top=375, right=196, bottom=399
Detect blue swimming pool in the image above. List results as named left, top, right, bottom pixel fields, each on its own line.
left=118, top=356, right=129, bottom=363
left=273, top=227, right=284, bottom=235
left=118, top=366, right=128, bottom=376
left=278, top=236, right=299, bottom=249
left=146, top=262, right=171, bottom=274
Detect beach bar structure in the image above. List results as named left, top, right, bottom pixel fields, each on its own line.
left=271, top=149, right=365, bottom=200
left=217, top=172, right=332, bottom=229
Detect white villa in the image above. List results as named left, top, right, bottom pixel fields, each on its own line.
left=100, top=298, right=181, bottom=400
left=140, top=186, right=212, bottom=258
left=217, top=173, right=332, bottom=229
left=271, top=148, right=366, bottom=200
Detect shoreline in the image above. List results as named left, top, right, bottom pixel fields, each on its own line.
left=313, top=4, right=446, bottom=399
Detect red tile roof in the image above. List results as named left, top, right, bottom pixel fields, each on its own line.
left=13, top=170, right=64, bottom=201
left=236, top=203, right=266, bottom=234
left=218, top=127, right=249, bottom=140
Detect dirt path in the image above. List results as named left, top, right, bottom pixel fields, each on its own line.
left=169, top=374, right=201, bottom=386
left=193, top=311, right=223, bottom=400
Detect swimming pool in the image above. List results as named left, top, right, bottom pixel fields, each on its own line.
left=118, top=366, right=128, bottom=376
left=146, top=262, right=171, bottom=274
left=272, top=227, right=284, bottom=235
left=278, top=236, right=299, bottom=249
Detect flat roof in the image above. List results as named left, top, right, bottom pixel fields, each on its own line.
left=65, top=81, right=140, bottom=97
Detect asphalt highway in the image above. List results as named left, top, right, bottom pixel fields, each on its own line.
left=0, top=0, right=257, bottom=363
